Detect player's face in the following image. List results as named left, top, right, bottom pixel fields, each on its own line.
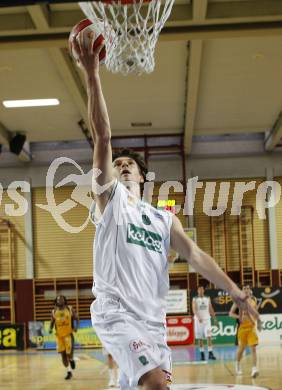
left=243, top=285, right=252, bottom=297
left=56, top=295, right=65, bottom=306
left=113, top=157, right=144, bottom=184
left=198, top=287, right=204, bottom=297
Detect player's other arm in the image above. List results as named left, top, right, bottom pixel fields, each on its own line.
left=170, top=215, right=258, bottom=317
left=253, top=297, right=262, bottom=331
left=209, top=299, right=218, bottom=324
left=73, top=32, right=114, bottom=213
left=71, top=308, right=80, bottom=332
left=49, top=312, right=55, bottom=334
left=192, top=298, right=201, bottom=322
left=229, top=303, right=240, bottom=320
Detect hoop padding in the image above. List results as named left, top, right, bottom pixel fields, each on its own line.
left=79, top=0, right=175, bottom=75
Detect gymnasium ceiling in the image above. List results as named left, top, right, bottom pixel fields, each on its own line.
left=0, top=0, right=282, bottom=166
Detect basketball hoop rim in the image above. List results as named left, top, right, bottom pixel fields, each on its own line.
left=92, top=0, right=152, bottom=4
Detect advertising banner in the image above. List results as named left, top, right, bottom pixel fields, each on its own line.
left=0, top=323, right=25, bottom=350
left=166, top=290, right=187, bottom=314
left=28, top=320, right=102, bottom=349
left=211, top=316, right=237, bottom=344
left=166, top=316, right=194, bottom=346
left=191, top=287, right=282, bottom=315
left=253, top=287, right=282, bottom=314
left=259, top=314, right=282, bottom=344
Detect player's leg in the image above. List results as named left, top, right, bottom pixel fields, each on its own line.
left=61, top=351, right=72, bottom=380
left=119, top=370, right=138, bottom=390
left=195, top=319, right=205, bottom=360
left=250, top=345, right=258, bottom=378
left=108, top=354, right=119, bottom=387
left=207, top=336, right=216, bottom=360
left=64, top=335, right=74, bottom=380
left=248, top=328, right=259, bottom=378
left=235, top=344, right=245, bottom=375
left=139, top=367, right=167, bottom=390
left=139, top=319, right=172, bottom=390
left=69, top=334, right=76, bottom=370
left=57, top=335, right=72, bottom=379
left=198, top=337, right=205, bottom=361
left=205, top=319, right=216, bottom=360
left=60, top=351, right=68, bottom=367
left=92, top=298, right=169, bottom=390
left=235, top=326, right=247, bottom=375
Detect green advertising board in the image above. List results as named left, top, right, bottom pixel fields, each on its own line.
left=211, top=316, right=237, bottom=344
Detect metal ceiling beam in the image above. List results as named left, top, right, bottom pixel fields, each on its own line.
left=195, top=127, right=266, bottom=136
left=26, top=4, right=50, bottom=30
left=265, top=112, right=282, bottom=151
left=48, top=47, right=88, bottom=125
left=193, top=0, right=208, bottom=22
left=184, top=0, right=207, bottom=156
left=160, top=20, right=282, bottom=41
left=208, top=0, right=282, bottom=21
left=1, top=1, right=282, bottom=35
left=1, top=20, right=282, bottom=50
left=184, top=40, right=203, bottom=155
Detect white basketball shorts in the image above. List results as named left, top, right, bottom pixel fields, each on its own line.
left=194, top=318, right=212, bottom=340
left=91, top=295, right=172, bottom=388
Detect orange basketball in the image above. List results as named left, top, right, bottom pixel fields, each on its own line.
left=69, top=19, right=106, bottom=66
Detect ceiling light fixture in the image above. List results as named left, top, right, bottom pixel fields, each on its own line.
left=3, top=99, right=60, bottom=108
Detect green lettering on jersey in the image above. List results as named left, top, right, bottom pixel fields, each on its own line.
left=127, top=223, right=162, bottom=253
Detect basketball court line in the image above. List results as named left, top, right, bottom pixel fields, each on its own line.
left=173, top=361, right=208, bottom=366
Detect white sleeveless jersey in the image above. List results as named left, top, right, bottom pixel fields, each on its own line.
left=193, top=296, right=211, bottom=320
left=90, top=181, right=172, bottom=324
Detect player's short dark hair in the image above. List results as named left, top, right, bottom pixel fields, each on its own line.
left=112, top=148, right=148, bottom=180
left=54, top=295, right=67, bottom=306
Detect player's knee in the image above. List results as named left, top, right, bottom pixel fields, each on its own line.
left=140, top=368, right=167, bottom=390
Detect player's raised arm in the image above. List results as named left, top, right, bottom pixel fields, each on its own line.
left=72, top=32, right=114, bottom=212
left=170, top=215, right=258, bottom=319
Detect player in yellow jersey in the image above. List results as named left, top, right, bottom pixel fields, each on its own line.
left=229, top=285, right=262, bottom=378
left=49, top=295, right=79, bottom=380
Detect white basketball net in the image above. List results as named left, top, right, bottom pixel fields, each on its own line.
left=79, top=0, right=175, bottom=75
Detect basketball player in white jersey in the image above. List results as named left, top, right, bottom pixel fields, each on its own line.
left=72, top=31, right=258, bottom=390
left=192, top=286, right=217, bottom=361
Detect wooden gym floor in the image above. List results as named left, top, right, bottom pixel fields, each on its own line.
left=0, top=345, right=281, bottom=390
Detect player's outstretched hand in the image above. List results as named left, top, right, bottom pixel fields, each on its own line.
left=72, top=30, right=104, bottom=76
left=230, top=288, right=259, bottom=320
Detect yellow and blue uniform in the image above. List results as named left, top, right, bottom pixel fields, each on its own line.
left=238, top=298, right=258, bottom=347
left=52, top=306, right=74, bottom=354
